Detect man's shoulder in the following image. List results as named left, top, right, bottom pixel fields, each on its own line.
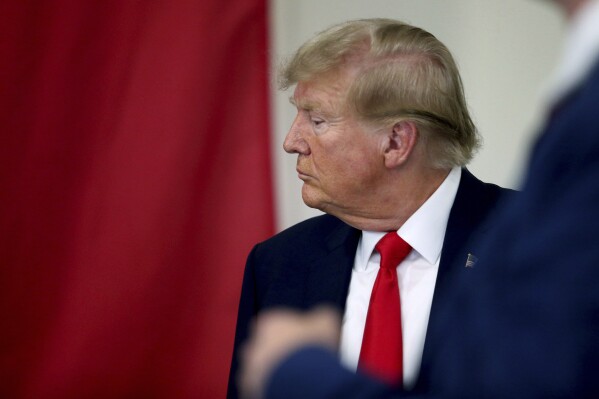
left=278, top=213, right=347, bottom=236
left=460, top=168, right=516, bottom=206
left=253, top=214, right=354, bottom=255
left=245, top=214, right=358, bottom=305
left=447, top=169, right=517, bottom=237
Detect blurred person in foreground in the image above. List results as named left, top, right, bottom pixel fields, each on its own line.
left=227, top=18, right=513, bottom=399
left=239, top=0, right=599, bottom=397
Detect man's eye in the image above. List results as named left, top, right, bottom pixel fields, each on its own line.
left=312, top=119, right=324, bottom=126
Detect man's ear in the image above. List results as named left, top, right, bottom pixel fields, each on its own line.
left=383, top=121, right=418, bottom=168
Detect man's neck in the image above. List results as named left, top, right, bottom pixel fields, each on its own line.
left=332, top=168, right=451, bottom=232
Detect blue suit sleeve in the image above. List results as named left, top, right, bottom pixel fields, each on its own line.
left=265, top=347, right=399, bottom=399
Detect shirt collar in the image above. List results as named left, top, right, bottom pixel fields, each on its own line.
left=355, top=167, right=462, bottom=269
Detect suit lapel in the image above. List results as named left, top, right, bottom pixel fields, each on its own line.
left=419, top=169, right=495, bottom=375
left=303, top=220, right=360, bottom=312
left=436, top=170, right=480, bottom=284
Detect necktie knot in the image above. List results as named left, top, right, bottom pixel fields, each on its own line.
left=375, top=232, right=412, bottom=270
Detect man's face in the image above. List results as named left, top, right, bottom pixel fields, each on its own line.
left=283, top=70, right=387, bottom=219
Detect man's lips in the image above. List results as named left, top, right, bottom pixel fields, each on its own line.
left=296, top=168, right=311, bottom=179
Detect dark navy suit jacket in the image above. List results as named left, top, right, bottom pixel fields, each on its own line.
left=263, top=63, right=599, bottom=399
left=227, top=169, right=511, bottom=398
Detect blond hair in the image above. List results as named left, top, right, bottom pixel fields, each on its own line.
left=280, top=19, right=480, bottom=168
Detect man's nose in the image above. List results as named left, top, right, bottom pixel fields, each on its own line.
left=283, top=116, right=310, bottom=155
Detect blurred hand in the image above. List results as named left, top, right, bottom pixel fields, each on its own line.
left=238, top=306, right=342, bottom=399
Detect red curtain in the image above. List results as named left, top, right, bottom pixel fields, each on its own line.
left=0, top=1, right=274, bottom=397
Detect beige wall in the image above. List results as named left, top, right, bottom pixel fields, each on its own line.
left=270, top=0, right=564, bottom=230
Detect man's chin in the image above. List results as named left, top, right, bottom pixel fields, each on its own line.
left=301, top=187, right=326, bottom=211
left=301, top=195, right=322, bottom=211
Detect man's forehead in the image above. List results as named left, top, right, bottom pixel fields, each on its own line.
left=290, top=78, right=349, bottom=111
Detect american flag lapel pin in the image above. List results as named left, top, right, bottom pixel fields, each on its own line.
left=465, top=253, right=478, bottom=268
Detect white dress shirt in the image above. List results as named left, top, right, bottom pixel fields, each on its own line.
left=339, top=167, right=461, bottom=389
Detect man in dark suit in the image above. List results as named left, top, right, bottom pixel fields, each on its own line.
left=228, top=19, right=511, bottom=398
left=238, top=1, right=599, bottom=398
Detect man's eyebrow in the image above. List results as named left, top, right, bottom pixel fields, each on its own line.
left=288, top=96, right=320, bottom=111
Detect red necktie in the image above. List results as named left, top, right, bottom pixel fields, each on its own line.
left=358, top=232, right=412, bottom=386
